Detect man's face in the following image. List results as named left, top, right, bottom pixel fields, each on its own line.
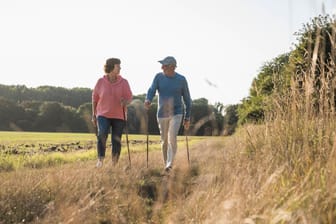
left=161, top=64, right=175, bottom=75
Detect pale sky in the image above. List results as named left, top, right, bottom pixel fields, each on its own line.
left=0, top=0, right=335, bottom=105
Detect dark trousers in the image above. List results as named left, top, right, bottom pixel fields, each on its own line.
left=96, top=116, right=125, bottom=162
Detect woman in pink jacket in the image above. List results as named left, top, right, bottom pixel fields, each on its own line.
left=92, top=58, right=133, bottom=168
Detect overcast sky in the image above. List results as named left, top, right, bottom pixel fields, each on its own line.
left=0, top=0, right=335, bottom=105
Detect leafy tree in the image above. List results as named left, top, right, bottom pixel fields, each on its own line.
left=238, top=53, right=290, bottom=124
left=35, top=102, right=64, bottom=131
left=0, top=97, right=26, bottom=130
left=288, top=15, right=336, bottom=114
left=18, top=101, right=42, bottom=131
left=0, top=84, right=92, bottom=108
left=213, top=102, right=225, bottom=135
left=35, top=102, right=86, bottom=132
left=191, top=98, right=222, bottom=136
left=0, top=83, right=227, bottom=135
left=222, top=104, right=239, bottom=135
left=238, top=16, right=336, bottom=124
left=147, top=103, right=159, bottom=135
left=132, top=94, right=146, bottom=102
left=126, top=97, right=158, bottom=134
left=78, top=102, right=95, bottom=133
left=61, top=105, right=87, bottom=132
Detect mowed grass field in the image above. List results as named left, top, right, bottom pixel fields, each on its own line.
left=0, top=131, right=206, bottom=171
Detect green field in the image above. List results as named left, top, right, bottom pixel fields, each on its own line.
left=0, top=131, right=205, bottom=171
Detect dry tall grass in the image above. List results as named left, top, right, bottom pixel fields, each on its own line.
left=0, top=139, right=228, bottom=223
left=2, top=115, right=334, bottom=224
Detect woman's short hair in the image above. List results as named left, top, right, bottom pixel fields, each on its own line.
left=104, top=58, right=121, bottom=73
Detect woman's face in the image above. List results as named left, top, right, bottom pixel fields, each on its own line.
left=111, top=64, right=121, bottom=75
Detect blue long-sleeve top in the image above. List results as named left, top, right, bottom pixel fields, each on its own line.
left=146, top=72, right=192, bottom=119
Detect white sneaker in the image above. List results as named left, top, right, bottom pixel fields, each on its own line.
left=96, top=159, right=103, bottom=168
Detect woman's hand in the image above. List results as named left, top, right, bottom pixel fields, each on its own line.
left=91, top=116, right=97, bottom=126
left=120, top=98, right=130, bottom=107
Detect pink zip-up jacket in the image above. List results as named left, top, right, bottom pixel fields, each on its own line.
left=92, top=75, right=132, bottom=120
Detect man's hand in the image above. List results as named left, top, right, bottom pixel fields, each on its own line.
left=144, top=100, right=151, bottom=110
left=183, top=119, right=190, bottom=130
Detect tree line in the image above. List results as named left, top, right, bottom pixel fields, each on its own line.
left=0, top=84, right=238, bottom=135
left=1, top=15, right=330, bottom=135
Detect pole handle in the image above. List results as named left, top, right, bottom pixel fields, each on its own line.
left=185, top=129, right=190, bottom=165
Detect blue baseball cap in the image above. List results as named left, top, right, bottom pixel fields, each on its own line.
left=158, top=56, right=177, bottom=66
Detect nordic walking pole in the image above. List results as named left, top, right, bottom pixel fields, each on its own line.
left=185, top=128, right=190, bottom=165
left=123, top=107, right=131, bottom=168
left=146, top=110, right=149, bottom=168
left=94, top=123, right=98, bottom=137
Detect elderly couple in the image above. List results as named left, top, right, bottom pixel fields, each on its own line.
left=91, top=56, right=192, bottom=172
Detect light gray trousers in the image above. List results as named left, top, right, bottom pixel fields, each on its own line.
left=157, top=114, right=183, bottom=169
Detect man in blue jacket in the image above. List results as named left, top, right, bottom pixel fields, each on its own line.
left=144, top=56, right=192, bottom=172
